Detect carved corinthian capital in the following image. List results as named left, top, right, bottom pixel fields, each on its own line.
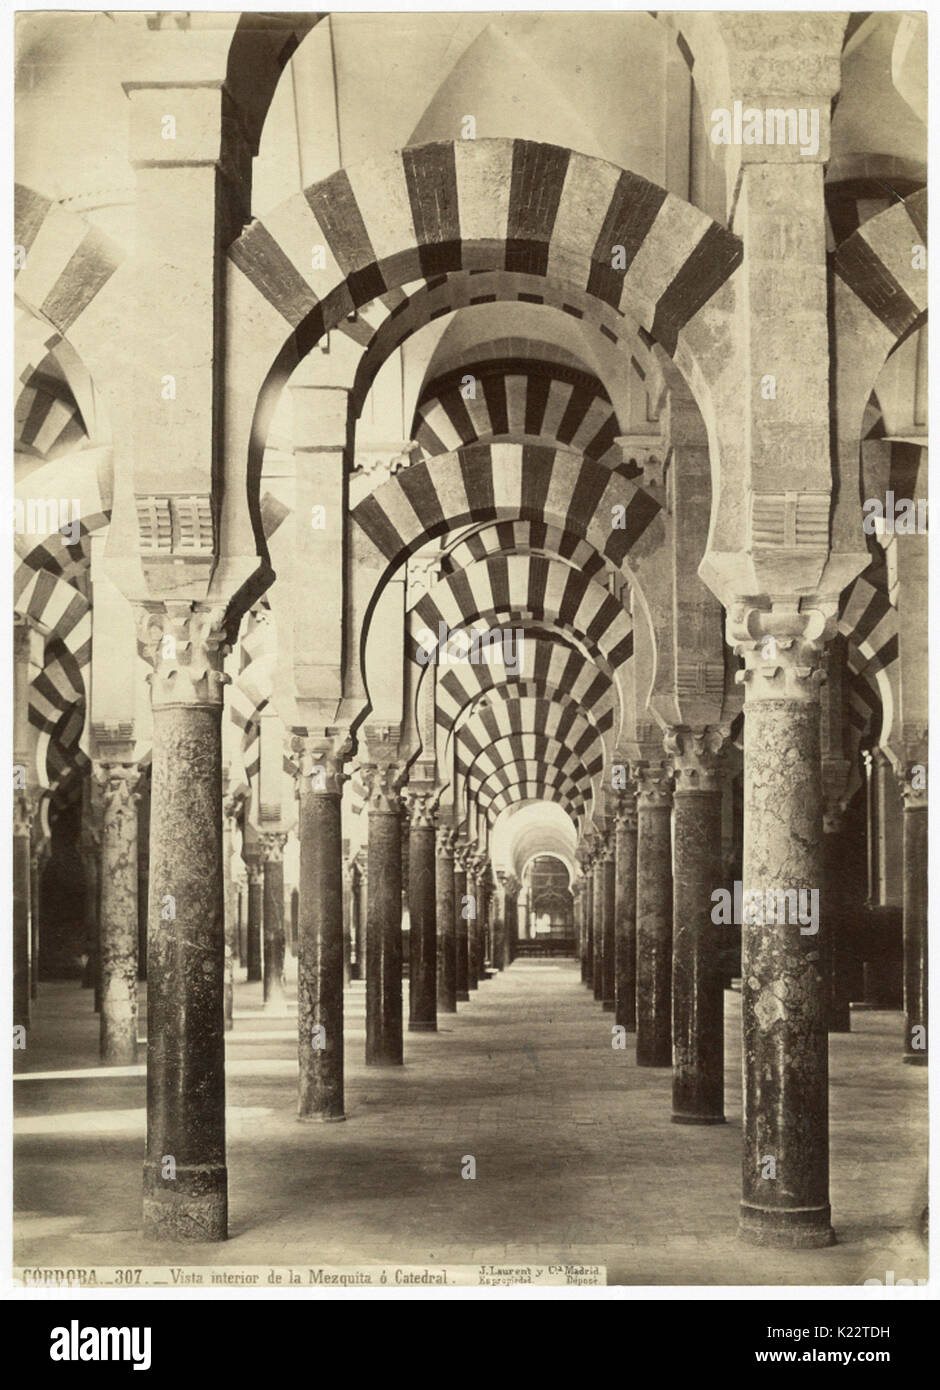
left=664, top=726, right=730, bottom=793
left=360, top=762, right=406, bottom=814
left=93, top=762, right=141, bottom=813
left=136, top=601, right=230, bottom=708
left=291, top=730, right=353, bottom=796
left=727, top=602, right=835, bottom=704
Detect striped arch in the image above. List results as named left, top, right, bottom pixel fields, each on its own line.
left=352, top=443, right=662, bottom=595
left=227, top=139, right=740, bottom=554
left=475, top=767, right=590, bottom=823
left=456, top=697, right=606, bottom=780
left=434, top=635, right=617, bottom=733
left=440, top=519, right=620, bottom=584
left=408, top=553, right=633, bottom=670
left=15, top=338, right=88, bottom=461
left=462, top=739, right=595, bottom=820
left=346, top=268, right=667, bottom=420
left=412, top=358, right=622, bottom=466
left=485, top=781, right=589, bottom=826
left=14, top=571, right=92, bottom=790
left=451, top=681, right=614, bottom=768
left=833, top=190, right=927, bottom=344
left=14, top=184, right=123, bottom=352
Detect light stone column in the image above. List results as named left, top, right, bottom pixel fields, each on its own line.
left=453, top=841, right=472, bottom=1000
left=614, top=790, right=638, bottom=1032
left=137, top=602, right=229, bottom=1242
left=94, top=763, right=141, bottom=1066
left=405, top=788, right=438, bottom=1032
left=362, top=759, right=406, bottom=1065
left=634, top=762, right=674, bottom=1067
left=666, top=729, right=727, bottom=1124
left=734, top=615, right=834, bottom=1249
left=294, top=735, right=350, bottom=1121
left=898, top=756, right=928, bottom=1066
left=260, top=831, right=289, bottom=1011
left=436, top=827, right=458, bottom=1011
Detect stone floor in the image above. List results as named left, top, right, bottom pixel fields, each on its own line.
left=14, top=959, right=929, bottom=1286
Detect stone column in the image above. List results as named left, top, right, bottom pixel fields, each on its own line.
left=466, top=855, right=482, bottom=990
left=822, top=797, right=853, bottom=1033
left=260, top=831, right=288, bottom=1010
left=734, top=617, right=834, bottom=1249
left=667, top=729, right=727, bottom=1124
left=505, top=876, right=520, bottom=964
left=362, top=760, right=405, bottom=1065
left=437, top=827, right=457, bottom=1012
left=634, top=762, right=674, bottom=1067
left=244, top=856, right=263, bottom=983
left=137, top=602, right=228, bottom=1241
left=221, top=791, right=242, bottom=1031
left=454, top=842, right=471, bottom=1001
left=582, top=851, right=595, bottom=987
left=899, top=759, right=927, bottom=1065
left=13, top=791, right=33, bottom=1031
left=600, top=837, right=616, bottom=1010
left=406, top=789, right=438, bottom=1032
left=614, top=791, right=638, bottom=1031
left=30, top=840, right=48, bottom=999
left=95, top=763, right=141, bottom=1066
left=492, top=871, right=508, bottom=972
left=592, top=845, right=606, bottom=1001
left=295, top=736, right=349, bottom=1121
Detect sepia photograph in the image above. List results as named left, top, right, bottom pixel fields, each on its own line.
left=8, top=4, right=931, bottom=1322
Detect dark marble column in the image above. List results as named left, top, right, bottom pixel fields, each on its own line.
left=221, top=791, right=242, bottom=1031
left=601, top=838, right=616, bottom=1010
left=406, top=789, right=438, bottom=1032
left=581, top=851, right=595, bottom=987
left=492, top=872, right=508, bottom=972
left=614, top=792, right=638, bottom=1031
left=899, top=760, right=927, bottom=1065
left=436, top=826, right=457, bottom=1012
left=260, top=832, right=288, bottom=1010
left=295, top=737, right=349, bottom=1121
left=137, top=602, right=228, bottom=1241
left=30, top=841, right=47, bottom=998
left=668, top=730, right=726, bottom=1124
left=245, top=856, right=263, bottom=983
left=362, top=758, right=405, bottom=1065
left=454, top=842, right=471, bottom=1001
left=466, top=855, right=482, bottom=990
left=592, top=847, right=606, bottom=1002
left=822, top=801, right=852, bottom=1033
left=13, top=792, right=33, bottom=1031
left=505, top=876, right=520, bottom=964
left=634, top=762, right=674, bottom=1067
left=736, top=625, right=833, bottom=1250
left=95, top=763, right=141, bottom=1066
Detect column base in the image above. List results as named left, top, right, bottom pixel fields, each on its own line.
left=142, top=1162, right=227, bottom=1242
left=365, top=1056, right=404, bottom=1067
left=457, top=991, right=470, bottom=1001
left=602, top=1001, right=615, bottom=1012
left=738, top=1202, right=835, bottom=1249
left=438, top=1001, right=457, bottom=1013
left=903, top=1054, right=928, bottom=1066
left=409, top=1021, right=437, bottom=1032
left=672, top=1112, right=725, bottom=1126
left=297, top=1111, right=347, bottom=1124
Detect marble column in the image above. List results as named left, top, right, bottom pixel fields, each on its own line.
left=492, top=872, right=507, bottom=972
left=137, top=603, right=228, bottom=1241
left=295, top=737, right=349, bottom=1121
left=736, top=621, right=833, bottom=1249
left=614, top=792, right=638, bottom=1031
left=221, top=792, right=241, bottom=1031
left=592, top=847, right=606, bottom=1001
left=635, top=763, right=674, bottom=1067
left=406, top=789, right=438, bottom=1032
left=437, top=827, right=457, bottom=1012
left=601, top=837, right=616, bottom=1010
left=362, top=761, right=405, bottom=1065
left=582, top=853, right=595, bottom=987
left=30, top=841, right=47, bottom=999
left=13, top=791, right=32, bottom=1031
left=899, top=761, right=927, bottom=1065
left=822, top=800, right=852, bottom=1033
left=260, top=832, right=288, bottom=1010
left=245, top=857, right=263, bottom=983
left=466, top=856, right=482, bottom=990
left=454, top=843, right=471, bottom=1001
left=95, top=763, right=140, bottom=1066
left=667, top=730, right=726, bottom=1124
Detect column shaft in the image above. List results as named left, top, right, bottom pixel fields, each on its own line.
left=454, top=856, right=470, bottom=1001
left=437, top=832, right=457, bottom=1012
left=614, top=807, right=637, bottom=1031
left=364, top=766, right=404, bottom=1065
left=245, top=860, right=262, bottom=983
left=262, top=836, right=287, bottom=1010
left=635, top=773, right=673, bottom=1067
left=902, top=795, right=927, bottom=1064
left=408, top=812, right=437, bottom=1032
left=97, top=767, right=140, bottom=1066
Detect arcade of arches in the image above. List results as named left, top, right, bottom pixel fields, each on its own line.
left=13, top=11, right=928, bottom=1278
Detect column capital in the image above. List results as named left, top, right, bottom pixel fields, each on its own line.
left=291, top=729, right=353, bottom=796
left=435, top=825, right=457, bottom=858
left=360, top=762, right=407, bottom=814
left=223, top=788, right=247, bottom=823
left=728, top=601, right=835, bottom=703
left=93, top=761, right=142, bottom=811
left=632, top=760, right=675, bottom=809
left=259, top=831, right=288, bottom=864
left=897, top=752, right=928, bottom=811
left=453, top=839, right=474, bottom=873
left=245, top=858, right=263, bottom=887
left=665, top=725, right=731, bottom=793
left=136, top=601, right=231, bottom=709
left=403, top=785, right=439, bottom=829
left=13, top=789, right=36, bottom=839
left=614, top=789, right=638, bottom=832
